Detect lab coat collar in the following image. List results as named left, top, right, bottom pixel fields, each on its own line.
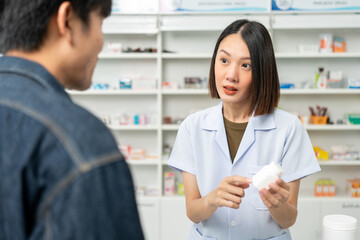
left=202, top=102, right=276, bottom=131
left=202, top=102, right=276, bottom=163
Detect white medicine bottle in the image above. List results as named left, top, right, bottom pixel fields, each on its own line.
left=253, top=161, right=284, bottom=190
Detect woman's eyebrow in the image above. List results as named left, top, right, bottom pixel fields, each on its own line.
left=219, top=49, right=251, bottom=60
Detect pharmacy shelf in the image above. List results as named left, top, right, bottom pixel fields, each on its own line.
left=103, top=29, right=158, bottom=35
left=161, top=52, right=359, bottom=59
left=162, top=53, right=212, bottom=59
left=136, top=196, right=161, bottom=202
left=280, top=89, right=360, bottom=95
left=161, top=27, right=224, bottom=32
left=299, top=189, right=358, bottom=202
left=99, top=53, right=158, bottom=59
left=67, top=89, right=158, bottom=95
left=155, top=191, right=360, bottom=203
left=305, top=125, right=360, bottom=131
left=162, top=89, right=209, bottom=95
left=109, top=125, right=158, bottom=131
left=162, top=124, right=180, bottom=131
left=126, top=159, right=159, bottom=165
left=162, top=124, right=360, bottom=131
left=318, top=160, right=360, bottom=166
left=275, top=52, right=360, bottom=58
left=161, top=196, right=186, bottom=201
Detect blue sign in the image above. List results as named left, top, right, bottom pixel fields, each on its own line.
left=272, top=0, right=360, bottom=11
left=161, top=0, right=269, bottom=12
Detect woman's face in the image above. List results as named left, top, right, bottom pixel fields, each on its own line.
left=214, top=33, right=252, bottom=107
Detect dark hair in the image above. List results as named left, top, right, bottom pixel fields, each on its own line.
left=209, top=19, right=280, bottom=116
left=0, top=0, right=112, bottom=53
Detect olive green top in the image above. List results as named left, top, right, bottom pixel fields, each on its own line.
left=223, top=116, right=248, bottom=163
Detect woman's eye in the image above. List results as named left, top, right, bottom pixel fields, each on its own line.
left=220, top=58, right=228, bottom=63
left=242, top=63, right=251, bottom=69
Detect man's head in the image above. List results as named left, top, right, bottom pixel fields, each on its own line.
left=0, top=0, right=112, bottom=90
left=0, top=0, right=111, bottom=52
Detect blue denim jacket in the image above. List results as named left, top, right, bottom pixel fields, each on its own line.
left=0, top=56, right=144, bottom=240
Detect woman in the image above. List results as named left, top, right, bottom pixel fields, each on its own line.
left=168, top=19, right=320, bottom=240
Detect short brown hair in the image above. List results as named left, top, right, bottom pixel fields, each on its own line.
left=209, top=19, right=279, bottom=116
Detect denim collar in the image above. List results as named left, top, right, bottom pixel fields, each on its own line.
left=0, top=56, right=71, bottom=100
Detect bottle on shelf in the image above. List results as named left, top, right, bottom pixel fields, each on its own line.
left=315, top=67, right=327, bottom=89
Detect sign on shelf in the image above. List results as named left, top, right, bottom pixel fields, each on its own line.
left=112, top=0, right=159, bottom=13
left=272, top=0, right=360, bottom=11
left=160, top=0, right=269, bottom=12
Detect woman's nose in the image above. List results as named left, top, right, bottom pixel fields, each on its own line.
left=225, top=66, right=239, bottom=82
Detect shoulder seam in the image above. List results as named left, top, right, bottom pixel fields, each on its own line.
left=0, top=99, right=84, bottom=167
left=37, top=151, right=124, bottom=219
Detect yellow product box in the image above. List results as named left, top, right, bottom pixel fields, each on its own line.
left=313, top=146, right=329, bottom=161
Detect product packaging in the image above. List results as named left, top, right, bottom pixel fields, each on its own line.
left=314, top=178, right=336, bottom=197
left=164, top=172, right=175, bottom=196
left=346, top=179, right=360, bottom=197
left=320, top=33, right=333, bottom=53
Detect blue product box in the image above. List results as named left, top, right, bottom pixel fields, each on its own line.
left=119, top=78, right=132, bottom=89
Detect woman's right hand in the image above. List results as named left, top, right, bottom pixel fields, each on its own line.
left=207, top=176, right=252, bottom=209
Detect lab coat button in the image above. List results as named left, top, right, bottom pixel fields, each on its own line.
left=231, top=221, right=236, bottom=227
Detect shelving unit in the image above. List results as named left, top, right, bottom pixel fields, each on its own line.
left=68, top=9, right=360, bottom=240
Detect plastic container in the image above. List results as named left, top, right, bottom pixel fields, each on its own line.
left=323, top=214, right=357, bottom=240
left=253, top=162, right=283, bottom=190
left=310, top=115, right=328, bottom=125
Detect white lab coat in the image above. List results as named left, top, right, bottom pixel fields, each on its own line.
left=168, top=102, right=321, bottom=240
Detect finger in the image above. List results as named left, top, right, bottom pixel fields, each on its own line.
left=268, top=182, right=290, bottom=200
left=276, top=178, right=290, bottom=191
left=219, top=191, right=242, bottom=204
left=259, top=191, right=273, bottom=208
left=260, top=188, right=281, bottom=208
left=227, top=175, right=252, bottom=187
left=220, top=184, right=246, bottom=198
left=216, top=198, right=240, bottom=209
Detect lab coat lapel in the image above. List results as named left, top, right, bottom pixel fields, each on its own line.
left=233, top=118, right=255, bottom=164
left=202, top=102, right=231, bottom=161
left=233, top=112, right=276, bottom=164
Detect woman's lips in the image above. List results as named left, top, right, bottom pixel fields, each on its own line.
left=223, top=85, right=238, bottom=95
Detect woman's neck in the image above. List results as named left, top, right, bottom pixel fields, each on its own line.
left=223, top=102, right=252, bottom=123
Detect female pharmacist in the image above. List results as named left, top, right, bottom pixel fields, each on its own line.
left=168, top=19, right=321, bottom=240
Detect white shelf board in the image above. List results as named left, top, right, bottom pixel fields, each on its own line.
left=162, top=89, right=208, bottom=95
left=162, top=124, right=180, bottom=131
left=126, top=159, right=159, bottom=165
left=103, top=29, right=158, bottom=34
left=162, top=53, right=212, bottom=59
left=305, top=125, right=360, bottom=131
left=136, top=196, right=160, bottom=202
left=161, top=124, right=360, bottom=131
left=160, top=192, right=360, bottom=202
left=281, top=89, right=360, bottom=95
left=99, top=53, right=158, bottom=59
left=67, top=89, right=158, bottom=95
left=109, top=125, right=158, bottom=131
left=161, top=27, right=223, bottom=31
left=160, top=11, right=269, bottom=16
left=318, top=160, right=360, bottom=166
left=299, top=189, right=358, bottom=202
left=271, top=13, right=360, bottom=29
left=275, top=52, right=360, bottom=58
left=161, top=196, right=186, bottom=201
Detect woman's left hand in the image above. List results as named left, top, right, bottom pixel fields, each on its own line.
left=259, top=178, right=290, bottom=209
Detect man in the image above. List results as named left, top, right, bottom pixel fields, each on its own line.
left=0, top=1, right=144, bottom=239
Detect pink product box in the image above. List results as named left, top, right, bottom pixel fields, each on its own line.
left=164, top=172, right=175, bottom=196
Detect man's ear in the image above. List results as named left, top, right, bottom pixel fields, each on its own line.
left=56, top=1, right=75, bottom=45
